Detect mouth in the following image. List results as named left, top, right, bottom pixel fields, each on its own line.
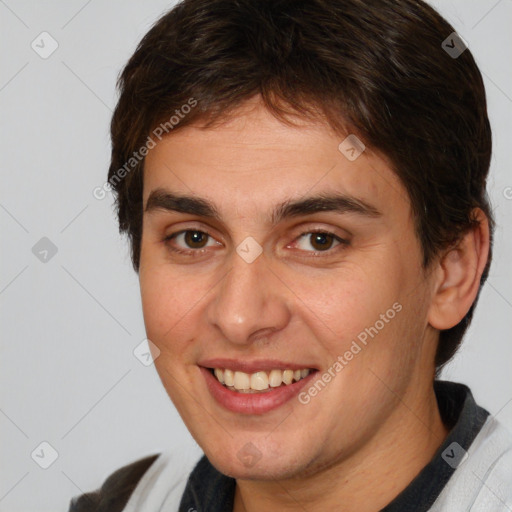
left=199, top=361, right=319, bottom=414
left=210, top=367, right=312, bottom=393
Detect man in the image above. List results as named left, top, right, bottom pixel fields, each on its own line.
left=69, top=0, right=512, bottom=510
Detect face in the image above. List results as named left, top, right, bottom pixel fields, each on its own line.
left=139, top=98, right=439, bottom=480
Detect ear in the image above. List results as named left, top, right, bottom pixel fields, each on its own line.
left=428, top=208, right=490, bottom=330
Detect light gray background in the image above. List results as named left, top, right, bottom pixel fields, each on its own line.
left=0, top=1, right=511, bottom=510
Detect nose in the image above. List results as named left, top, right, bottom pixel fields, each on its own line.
left=206, top=247, right=291, bottom=346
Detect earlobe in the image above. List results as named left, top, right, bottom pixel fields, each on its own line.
left=428, top=208, right=490, bottom=330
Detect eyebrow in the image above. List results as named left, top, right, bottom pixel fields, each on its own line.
left=144, top=188, right=382, bottom=224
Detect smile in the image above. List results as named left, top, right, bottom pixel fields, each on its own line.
left=200, top=362, right=318, bottom=414
left=212, top=368, right=311, bottom=393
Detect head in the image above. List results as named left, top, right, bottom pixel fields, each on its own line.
left=108, top=0, right=493, bottom=480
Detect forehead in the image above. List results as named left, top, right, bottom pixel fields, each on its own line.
left=142, top=102, right=409, bottom=224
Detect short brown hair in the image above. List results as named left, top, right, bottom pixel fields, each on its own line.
left=108, top=0, right=494, bottom=372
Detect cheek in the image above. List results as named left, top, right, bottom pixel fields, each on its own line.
left=286, top=263, right=399, bottom=349
left=139, top=262, right=201, bottom=350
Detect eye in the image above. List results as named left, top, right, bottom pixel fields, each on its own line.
left=294, top=231, right=348, bottom=252
left=164, top=230, right=220, bottom=253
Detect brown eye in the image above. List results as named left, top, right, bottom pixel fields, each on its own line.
left=164, top=230, right=219, bottom=253
left=292, top=231, right=349, bottom=254
left=309, top=233, right=335, bottom=251
left=183, top=230, right=209, bottom=248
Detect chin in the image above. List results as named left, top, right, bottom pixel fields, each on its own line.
left=213, top=457, right=304, bottom=481
left=203, top=440, right=313, bottom=481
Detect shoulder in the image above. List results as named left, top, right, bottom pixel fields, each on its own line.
left=432, top=416, right=512, bottom=511
left=67, top=453, right=160, bottom=512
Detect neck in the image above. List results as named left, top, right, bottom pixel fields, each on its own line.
left=233, top=382, right=449, bottom=512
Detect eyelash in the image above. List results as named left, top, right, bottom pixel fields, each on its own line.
left=162, top=229, right=350, bottom=257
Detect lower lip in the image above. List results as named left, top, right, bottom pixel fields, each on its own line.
left=200, top=366, right=317, bottom=415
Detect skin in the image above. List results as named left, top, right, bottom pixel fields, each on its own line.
left=138, top=96, right=489, bottom=511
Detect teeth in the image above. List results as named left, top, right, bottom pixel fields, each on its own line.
left=268, top=369, right=282, bottom=387
left=214, top=368, right=224, bottom=384
left=224, top=369, right=234, bottom=387
left=212, top=367, right=311, bottom=392
left=282, top=369, right=294, bottom=385
left=233, top=371, right=250, bottom=390
left=250, top=371, right=269, bottom=391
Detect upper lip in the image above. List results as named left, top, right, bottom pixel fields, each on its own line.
left=198, top=358, right=318, bottom=373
